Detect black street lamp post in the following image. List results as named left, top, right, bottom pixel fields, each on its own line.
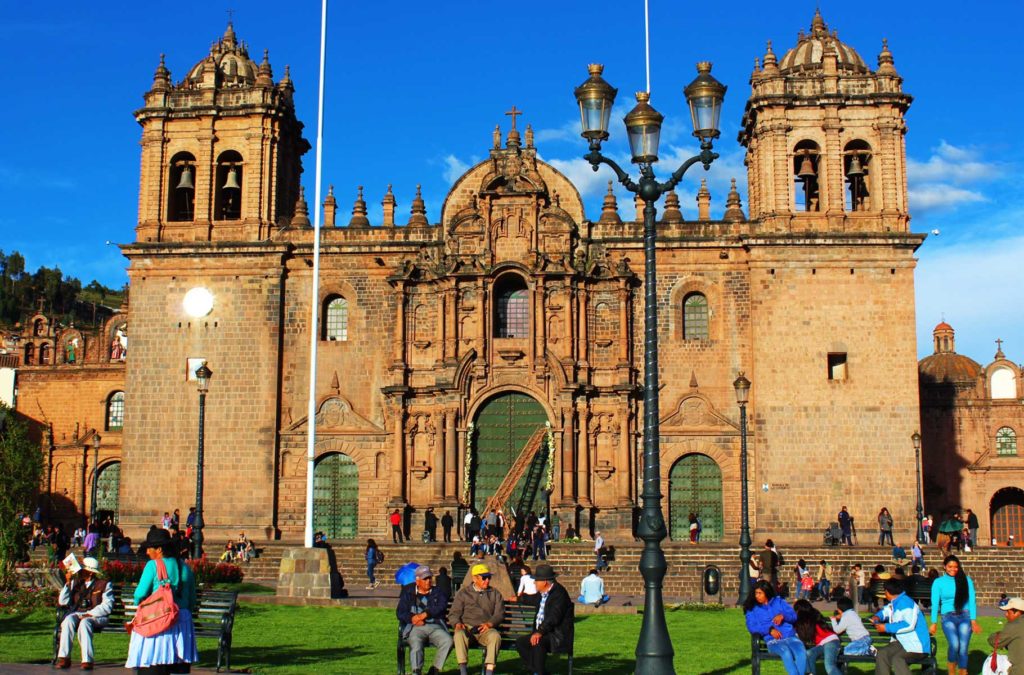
left=193, top=363, right=212, bottom=559
left=733, top=373, right=752, bottom=605
left=89, top=433, right=101, bottom=525
left=575, top=62, right=726, bottom=674
left=912, top=431, right=924, bottom=544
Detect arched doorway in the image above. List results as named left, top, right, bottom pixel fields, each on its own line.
left=94, top=461, right=121, bottom=523
left=990, top=487, right=1024, bottom=547
left=669, top=453, right=723, bottom=542
left=313, top=452, right=359, bottom=539
left=472, top=392, right=548, bottom=514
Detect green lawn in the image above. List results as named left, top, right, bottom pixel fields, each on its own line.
left=0, top=603, right=1005, bottom=674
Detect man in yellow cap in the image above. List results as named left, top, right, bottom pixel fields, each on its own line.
left=449, top=563, right=505, bottom=675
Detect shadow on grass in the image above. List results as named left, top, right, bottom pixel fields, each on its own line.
left=225, top=645, right=370, bottom=668
left=699, top=659, right=752, bottom=674
left=569, top=655, right=637, bottom=674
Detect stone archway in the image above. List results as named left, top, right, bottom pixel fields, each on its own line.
left=471, top=391, right=548, bottom=515
left=990, top=487, right=1024, bottom=547
left=94, top=461, right=121, bottom=523
left=669, top=453, right=723, bottom=542
left=313, top=452, right=359, bottom=539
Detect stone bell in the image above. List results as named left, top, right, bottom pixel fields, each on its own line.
left=223, top=166, right=241, bottom=190
left=176, top=165, right=194, bottom=190
left=846, top=153, right=865, bottom=177
left=797, top=152, right=816, bottom=179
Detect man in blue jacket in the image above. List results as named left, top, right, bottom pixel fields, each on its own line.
left=870, top=578, right=931, bottom=675
left=397, top=565, right=452, bottom=675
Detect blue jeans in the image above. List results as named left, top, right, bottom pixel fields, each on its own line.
left=805, top=639, right=840, bottom=675
left=941, top=610, right=972, bottom=668
left=766, top=636, right=807, bottom=675
left=367, top=563, right=376, bottom=585
left=817, top=579, right=831, bottom=600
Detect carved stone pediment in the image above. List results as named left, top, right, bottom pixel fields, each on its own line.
left=660, top=394, right=739, bottom=432
left=287, top=395, right=385, bottom=434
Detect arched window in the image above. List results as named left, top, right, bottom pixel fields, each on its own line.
left=33, top=318, right=45, bottom=336
left=106, top=391, right=125, bottom=431
left=682, top=292, right=709, bottom=340
left=997, top=427, right=1017, bottom=456
left=793, top=140, right=820, bottom=212
left=323, top=296, right=348, bottom=341
left=494, top=275, right=529, bottom=338
left=168, top=152, right=197, bottom=221
left=39, top=344, right=51, bottom=364
left=214, top=150, right=243, bottom=221
left=23, top=343, right=35, bottom=364
left=843, top=140, right=872, bottom=212
left=991, top=367, right=1017, bottom=399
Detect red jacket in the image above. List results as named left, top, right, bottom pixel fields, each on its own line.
left=389, top=512, right=401, bottom=526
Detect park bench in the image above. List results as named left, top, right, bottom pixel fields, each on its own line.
left=52, top=584, right=238, bottom=672
left=397, top=599, right=574, bottom=674
left=751, top=616, right=936, bottom=675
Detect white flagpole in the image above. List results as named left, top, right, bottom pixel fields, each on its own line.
left=644, top=0, right=651, bottom=93
left=305, top=0, right=329, bottom=549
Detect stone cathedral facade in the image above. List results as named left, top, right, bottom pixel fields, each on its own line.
left=17, top=12, right=926, bottom=544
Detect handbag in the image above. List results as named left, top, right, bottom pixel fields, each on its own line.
left=982, top=634, right=1011, bottom=675
left=130, top=558, right=179, bottom=637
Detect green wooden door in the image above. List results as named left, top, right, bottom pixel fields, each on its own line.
left=94, top=462, right=121, bottom=523
left=472, top=392, right=547, bottom=514
left=313, top=453, right=359, bottom=539
left=669, top=453, right=723, bottom=542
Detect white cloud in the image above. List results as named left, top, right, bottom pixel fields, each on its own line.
left=442, top=155, right=469, bottom=184
left=907, top=140, right=1001, bottom=184
left=915, top=230, right=1024, bottom=360
left=546, top=157, right=620, bottom=201
left=908, top=185, right=986, bottom=211
left=533, top=119, right=579, bottom=144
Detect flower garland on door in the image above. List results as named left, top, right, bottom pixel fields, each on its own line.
left=543, top=421, right=555, bottom=492
left=462, top=422, right=474, bottom=505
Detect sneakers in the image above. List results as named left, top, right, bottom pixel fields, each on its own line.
left=373, top=580, right=381, bottom=588
left=365, top=584, right=375, bottom=590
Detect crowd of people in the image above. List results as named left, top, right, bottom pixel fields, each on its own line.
left=834, top=505, right=987, bottom=553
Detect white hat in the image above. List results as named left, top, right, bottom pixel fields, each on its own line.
left=82, top=557, right=101, bottom=575
left=1005, top=597, right=1024, bottom=612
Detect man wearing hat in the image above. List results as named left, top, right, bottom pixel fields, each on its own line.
left=450, top=563, right=505, bottom=675
left=989, top=597, right=1024, bottom=674
left=516, top=563, right=574, bottom=675
left=397, top=565, right=453, bottom=675
left=56, top=556, right=114, bottom=670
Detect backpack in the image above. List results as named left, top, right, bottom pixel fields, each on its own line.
left=374, top=549, right=385, bottom=564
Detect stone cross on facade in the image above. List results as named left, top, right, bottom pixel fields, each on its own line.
left=505, top=106, right=523, bottom=130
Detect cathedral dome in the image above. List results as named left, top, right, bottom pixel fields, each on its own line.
left=184, top=23, right=259, bottom=88
left=779, top=10, right=869, bottom=74
left=919, top=353, right=982, bottom=385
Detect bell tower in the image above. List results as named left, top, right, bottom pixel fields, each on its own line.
left=134, top=23, right=310, bottom=242
left=739, top=10, right=912, bottom=233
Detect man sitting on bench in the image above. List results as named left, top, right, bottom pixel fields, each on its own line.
left=397, top=565, right=452, bottom=675
left=56, top=556, right=113, bottom=670
left=870, top=578, right=930, bottom=675
left=517, top=564, right=573, bottom=675
left=450, top=563, right=504, bottom=675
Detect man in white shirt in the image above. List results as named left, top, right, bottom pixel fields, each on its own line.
left=593, top=531, right=606, bottom=570
left=56, top=557, right=114, bottom=670
left=578, top=568, right=610, bottom=607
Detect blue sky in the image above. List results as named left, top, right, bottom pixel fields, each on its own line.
left=1, top=1, right=1021, bottom=362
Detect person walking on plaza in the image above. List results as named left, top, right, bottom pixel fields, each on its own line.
left=397, top=565, right=452, bottom=675
left=593, top=531, right=606, bottom=570
left=744, top=580, right=806, bottom=675
left=929, top=554, right=981, bottom=675
left=56, top=556, right=114, bottom=670
left=922, top=514, right=933, bottom=544
left=870, top=578, right=930, bottom=675
left=390, top=509, right=405, bottom=544
left=816, top=559, right=832, bottom=601
left=365, top=538, right=382, bottom=589
left=450, top=563, right=504, bottom=675
left=424, top=508, right=438, bottom=543
left=878, top=507, right=895, bottom=546
left=838, top=506, right=855, bottom=546
left=441, top=511, right=454, bottom=543
left=463, top=510, right=474, bottom=541
left=516, top=564, right=574, bottom=675
left=965, top=509, right=979, bottom=549
left=988, top=597, right=1024, bottom=674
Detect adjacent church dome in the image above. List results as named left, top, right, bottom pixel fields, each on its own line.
left=779, top=10, right=869, bottom=74
left=919, top=321, right=982, bottom=385
left=184, top=23, right=259, bottom=88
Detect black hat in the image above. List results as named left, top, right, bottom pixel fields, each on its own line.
left=533, top=564, right=558, bottom=582
left=145, top=527, right=172, bottom=548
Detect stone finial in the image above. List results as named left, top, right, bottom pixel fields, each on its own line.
left=199, top=55, right=218, bottom=88
left=382, top=184, right=396, bottom=227
left=811, top=8, right=827, bottom=35
left=724, top=178, right=745, bottom=222
left=152, top=54, right=170, bottom=91
left=661, top=190, right=684, bottom=224
left=256, top=49, right=274, bottom=86
left=323, top=185, right=337, bottom=227
left=689, top=370, right=699, bottom=389
left=996, top=338, right=1006, bottom=361
left=223, top=21, right=237, bottom=48
left=598, top=181, right=622, bottom=225
left=278, top=64, right=293, bottom=93
left=506, top=127, right=521, bottom=149
left=762, top=41, right=778, bottom=73
left=349, top=186, right=369, bottom=228
left=877, top=38, right=897, bottom=75
left=408, top=184, right=429, bottom=227
left=493, top=125, right=501, bottom=149
left=330, top=371, right=340, bottom=393
left=696, top=178, right=711, bottom=221
left=525, top=124, right=534, bottom=148
left=634, top=194, right=644, bottom=223
left=291, top=187, right=311, bottom=228
left=753, top=57, right=761, bottom=74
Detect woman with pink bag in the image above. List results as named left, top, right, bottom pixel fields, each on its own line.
left=125, top=528, right=198, bottom=673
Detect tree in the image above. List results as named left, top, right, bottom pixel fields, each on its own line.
left=0, top=405, right=43, bottom=590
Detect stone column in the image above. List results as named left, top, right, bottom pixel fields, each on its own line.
left=537, top=280, right=547, bottom=366
left=577, top=399, right=591, bottom=507
left=617, top=284, right=630, bottom=366
left=577, top=286, right=589, bottom=368
left=389, top=404, right=405, bottom=505
left=560, top=405, right=575, bottom=503
left=436, top=288, right=447, bottom=362
left=445, top=410, right=457, bottom=500
left=617, top=405, right=632, bottom=505
left=392, top=283, right=406, bottom=369
left=432, top=414, right=445, bottom=502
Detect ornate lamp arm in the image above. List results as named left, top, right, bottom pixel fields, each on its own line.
left=659, top=141, right=718, bottom=193
left=584, top=146, right=639, bottom=194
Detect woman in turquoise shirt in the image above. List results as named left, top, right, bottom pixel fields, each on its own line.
left=928, top=554, right=980, bottom=675
left=125, top=528, right=198, bottom=673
